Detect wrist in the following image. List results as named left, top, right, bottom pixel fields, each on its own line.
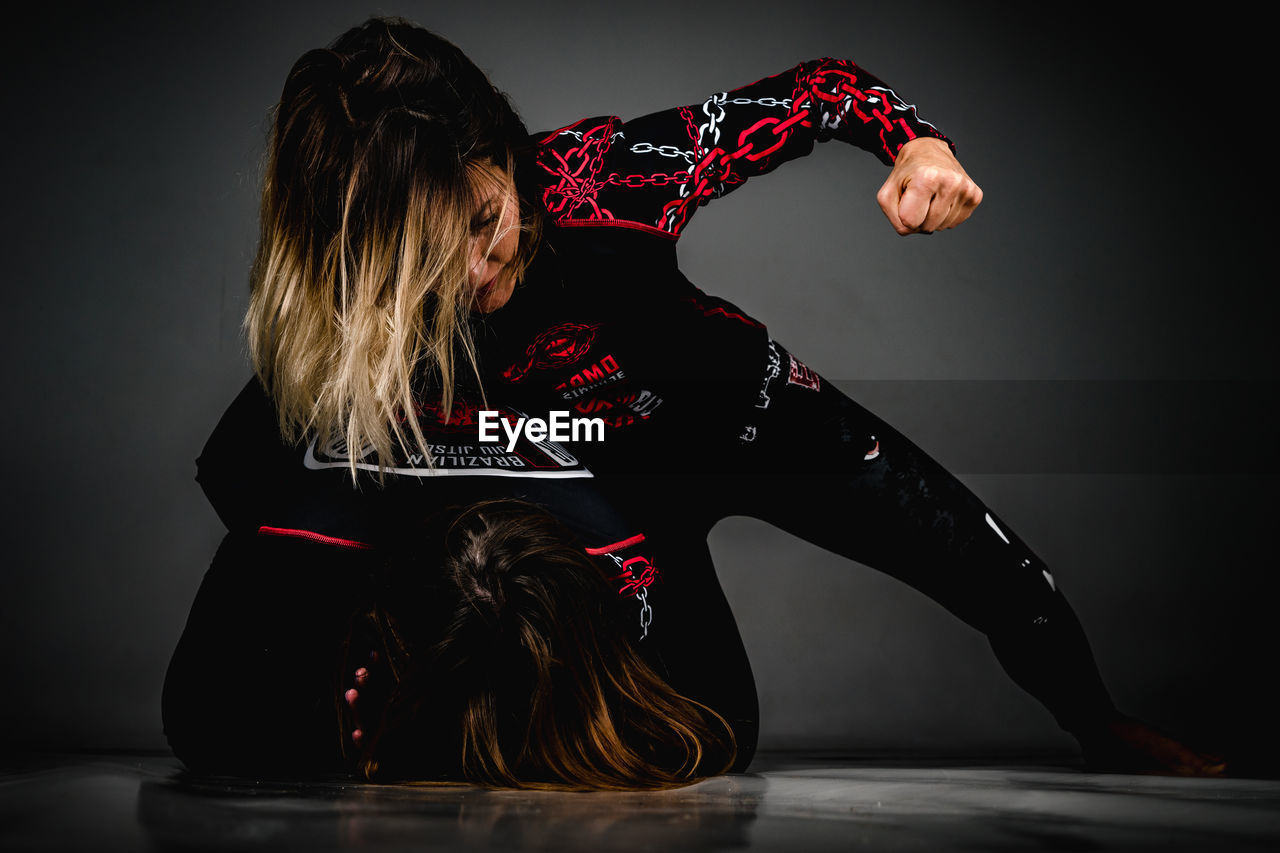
left=896, top=136, right=952, bottom=160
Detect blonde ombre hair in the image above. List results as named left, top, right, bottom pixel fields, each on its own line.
left=246, top=18, right=540, bottom=475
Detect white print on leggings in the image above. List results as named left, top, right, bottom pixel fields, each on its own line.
left=743, top=341, right=821, bottom=443
left=753, top=341, right=783, bottom=411
left=985, top=511, right=1057, bottom=591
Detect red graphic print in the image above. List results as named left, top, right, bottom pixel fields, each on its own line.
left=681, top=294, right=765, bottom=328
left=557, top=354, right=622, bottom=393
left=504, top=322, right=599, bottom=382
left=535, top=59, right=947, bottom=240
left=786, top=354, right=820, bottom=391
left=611, top=554, right=659, bottom=597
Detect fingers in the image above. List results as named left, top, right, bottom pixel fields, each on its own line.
left=877, top=138, right=983, bottom=236
left=346, top=651, right=380, bottom=750
left=943, top=179, right=982, bottom=230
left=346, top=686, right=365, bottom=747
left=895, top=178, right=936, bottom=234
left=876, top=179, right=909, bottom=234
left=883, top=169, right=982, bottom=235
left=345, top=648, right=384, bottom=747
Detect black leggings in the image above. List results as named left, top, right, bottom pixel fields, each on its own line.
left=602, top=340, right=1115, bottom=767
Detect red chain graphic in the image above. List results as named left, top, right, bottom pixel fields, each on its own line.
left=612, top=554, right=659, bottom=596
left=503, top=322, right=600, bottom=383
left=536, top=58, right=946, bottom=240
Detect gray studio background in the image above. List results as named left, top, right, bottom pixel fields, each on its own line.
left=2, top=2, right=1273, bottom=759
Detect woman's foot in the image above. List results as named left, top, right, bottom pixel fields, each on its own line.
left=1078, top=713, right=1227, bottom=777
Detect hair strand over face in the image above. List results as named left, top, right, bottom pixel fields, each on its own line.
left=245, top=17, right=541, bottom=478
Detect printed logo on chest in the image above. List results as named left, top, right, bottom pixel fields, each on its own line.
left=557, top=353, right=624, bottom=399
left=503, top=322, right=599, bottom=383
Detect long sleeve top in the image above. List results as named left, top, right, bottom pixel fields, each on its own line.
left=477, top=59, right=950, bottom=466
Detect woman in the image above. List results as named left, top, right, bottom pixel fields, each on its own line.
left=167, top=16, right=1224, bottom=788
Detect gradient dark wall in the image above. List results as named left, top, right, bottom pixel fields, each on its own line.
left=2, top=2, right=1273, bottom=757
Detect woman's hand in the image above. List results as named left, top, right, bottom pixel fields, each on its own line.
left=877, top=137, right=983, bottom=235
left=344, top=650, right=386, bottom=752
left=1078, top=712, right=1228, bottom=777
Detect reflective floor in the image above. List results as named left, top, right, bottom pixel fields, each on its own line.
left=4, top=752, right=1280, bottom=851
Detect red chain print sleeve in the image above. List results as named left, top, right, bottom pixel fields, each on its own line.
left=534, top=58, right=952, bottom=240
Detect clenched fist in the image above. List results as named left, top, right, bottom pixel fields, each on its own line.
left=877, top=137, right=983, bottom=235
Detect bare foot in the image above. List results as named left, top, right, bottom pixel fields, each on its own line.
left=1079, top=713, right=1226, bottom=777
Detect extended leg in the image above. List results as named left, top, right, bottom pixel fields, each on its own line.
left=708, top=341, right=1116, bottom=737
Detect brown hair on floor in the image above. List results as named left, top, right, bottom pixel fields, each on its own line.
left=338, top=500, right=737, bottom=790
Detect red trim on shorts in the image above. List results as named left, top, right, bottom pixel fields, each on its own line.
left=257, top=526, right=373, bottom=550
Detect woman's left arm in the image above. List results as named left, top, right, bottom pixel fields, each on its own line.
left=534, top=58, right=981, bottom=239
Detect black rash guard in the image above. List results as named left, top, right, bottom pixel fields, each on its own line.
left=480, top=58, right=951, bottom=460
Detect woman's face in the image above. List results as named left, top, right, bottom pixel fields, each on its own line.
left=468, top=175, right=521, bottom=313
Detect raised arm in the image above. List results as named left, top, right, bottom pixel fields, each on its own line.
left=533, top=58, right=981, bottom=240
